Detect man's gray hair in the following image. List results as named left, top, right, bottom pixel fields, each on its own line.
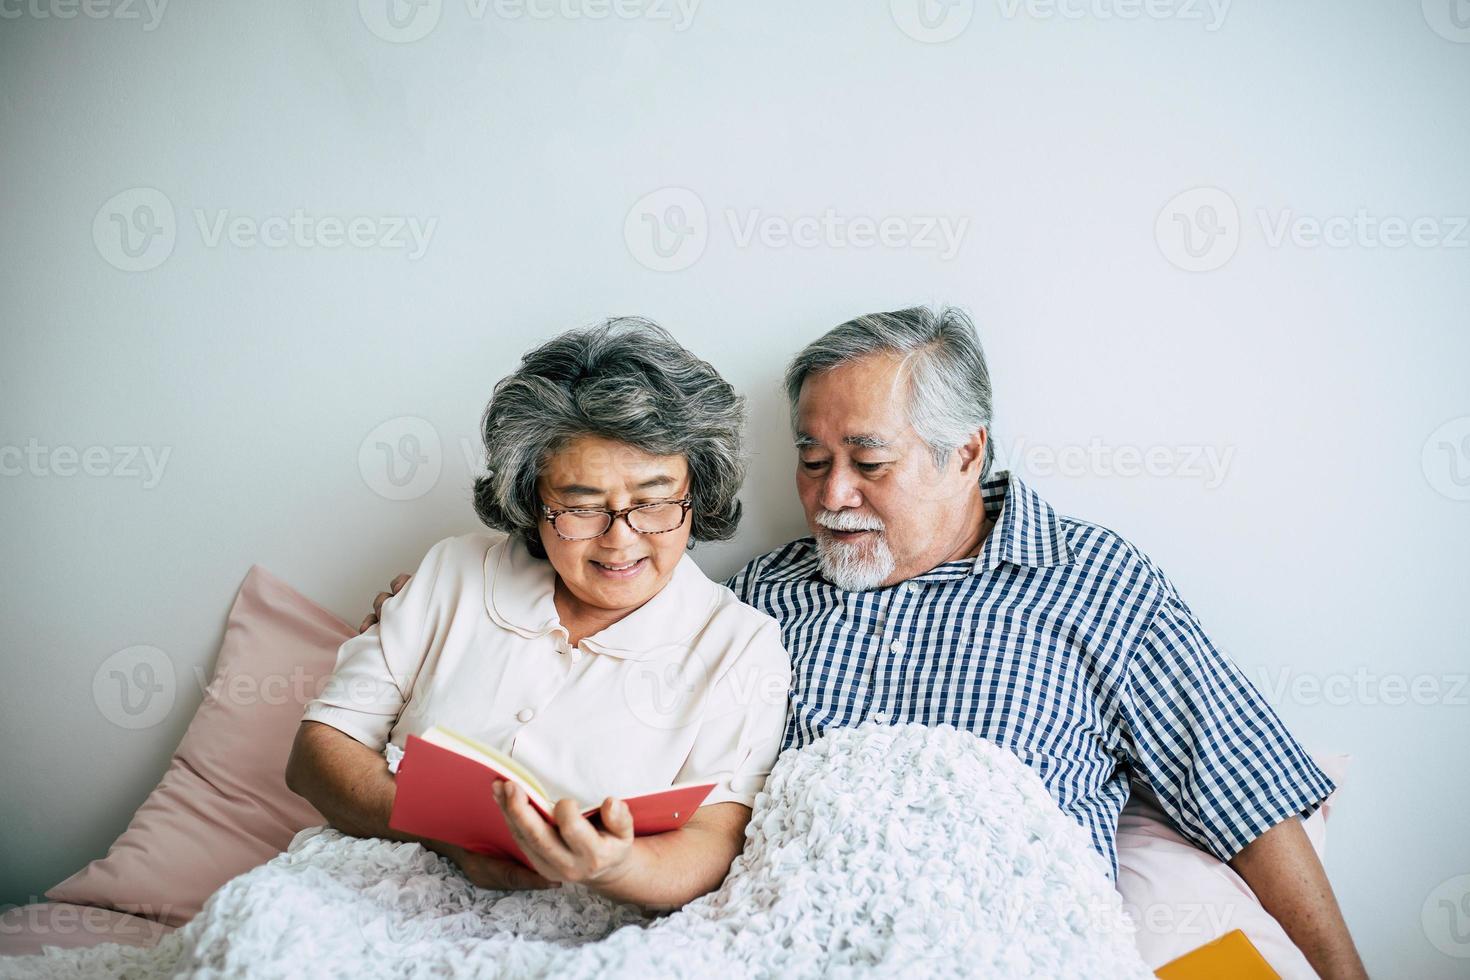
left=473, top=317, right=746, bottom=559
left=785, top=305, right=995, bottom=479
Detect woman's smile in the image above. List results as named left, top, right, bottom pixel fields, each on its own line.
left=590, top=556, right=649, bottom=579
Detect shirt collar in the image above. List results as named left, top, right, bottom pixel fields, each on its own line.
left=483, top=536, right=722, bottom=661
left=969, top=470, right=1073, bottom=573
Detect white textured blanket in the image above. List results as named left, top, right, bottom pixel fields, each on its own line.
left=3, top=724, right=1153, bottom=979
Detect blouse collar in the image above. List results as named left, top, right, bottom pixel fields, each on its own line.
left=483, top=535, right=722, bottom=661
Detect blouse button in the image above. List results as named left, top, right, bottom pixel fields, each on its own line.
left=516, top=708, right=534, bottom=723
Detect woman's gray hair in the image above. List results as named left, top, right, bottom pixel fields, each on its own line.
left=784, top=305, right=995, bottom=480
left=473, top=317, right=747, bottom=558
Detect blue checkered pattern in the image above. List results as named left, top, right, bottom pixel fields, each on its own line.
left=726, top=472, right=1335, bottom=877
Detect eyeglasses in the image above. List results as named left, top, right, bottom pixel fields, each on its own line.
left=541, top=495, right=694, bottom=541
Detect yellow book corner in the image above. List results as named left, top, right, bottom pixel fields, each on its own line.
left=1154, top=929, right=1281, bottom=980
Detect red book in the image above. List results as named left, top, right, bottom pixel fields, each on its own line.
left=388, top=726, right=716, bottom=868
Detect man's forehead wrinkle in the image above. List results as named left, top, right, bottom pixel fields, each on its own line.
left=795, top=355, right=916, bottom=449
left=794, top=431, right=894, bottom=450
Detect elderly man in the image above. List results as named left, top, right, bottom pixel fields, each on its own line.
left=361, top=306, right=1365, bottom=978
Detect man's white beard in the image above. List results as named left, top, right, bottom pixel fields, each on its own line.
left=815, top=531, right=897, bottom=592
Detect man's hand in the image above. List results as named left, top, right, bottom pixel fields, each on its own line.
left=360, top=573, right=411, bottom=633
left=494, top=782, right=638, bottom=888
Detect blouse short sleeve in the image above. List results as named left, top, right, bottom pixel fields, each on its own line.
left=674, top=619, right=792, bottom=809
left=300, top=537, right=456, bottom=752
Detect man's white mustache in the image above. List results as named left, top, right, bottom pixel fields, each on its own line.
left=816, top=511, right=886, bottom=533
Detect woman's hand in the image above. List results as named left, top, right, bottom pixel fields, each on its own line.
left=494, top=782, right=637, bottom=888
left=432, top=840, right=562, bottom=891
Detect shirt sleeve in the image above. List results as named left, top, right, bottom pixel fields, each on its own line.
left=1118, top=587, right=1336, bottom=863
left=674, top=620, right=792, bottom=809
left=301, top=537, right=456, bottom=752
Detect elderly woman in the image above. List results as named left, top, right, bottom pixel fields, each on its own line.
left=286, top=319, right=790, bottom=909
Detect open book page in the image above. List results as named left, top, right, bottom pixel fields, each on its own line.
left=420, top=725, right=556, bottom=811
left=389, top=727, right=720, bottom=867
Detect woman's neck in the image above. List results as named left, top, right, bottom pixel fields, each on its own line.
left=552, top=579, right=635, bottom=647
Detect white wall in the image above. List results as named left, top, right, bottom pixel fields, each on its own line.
left=2, top=1, right=1467, bottom=973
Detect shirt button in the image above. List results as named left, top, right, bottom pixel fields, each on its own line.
left=890, top=640, right=905, bottom=654
left=873, top=712, right=890, bottom=724
left=516, top=708, right=534, bottom=723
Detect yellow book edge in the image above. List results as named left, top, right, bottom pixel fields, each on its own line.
left=420, top=725, right=556, bottom=811
left=1154, top=929, right=1281, bottom=980
left=416, top=724, right=719, bottom=823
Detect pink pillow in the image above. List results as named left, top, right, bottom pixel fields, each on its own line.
left=47, top=566, right=351, bottom=927
left=1116, top=752, right=1351, bottom=979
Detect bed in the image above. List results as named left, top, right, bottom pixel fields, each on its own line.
left=0, top=566, right=1345, bottom=978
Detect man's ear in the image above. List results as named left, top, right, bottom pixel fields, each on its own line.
left=955, top=428, right=987, bottom=476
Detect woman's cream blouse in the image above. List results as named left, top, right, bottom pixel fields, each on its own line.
left=303, top=532, right=791, bottom=809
